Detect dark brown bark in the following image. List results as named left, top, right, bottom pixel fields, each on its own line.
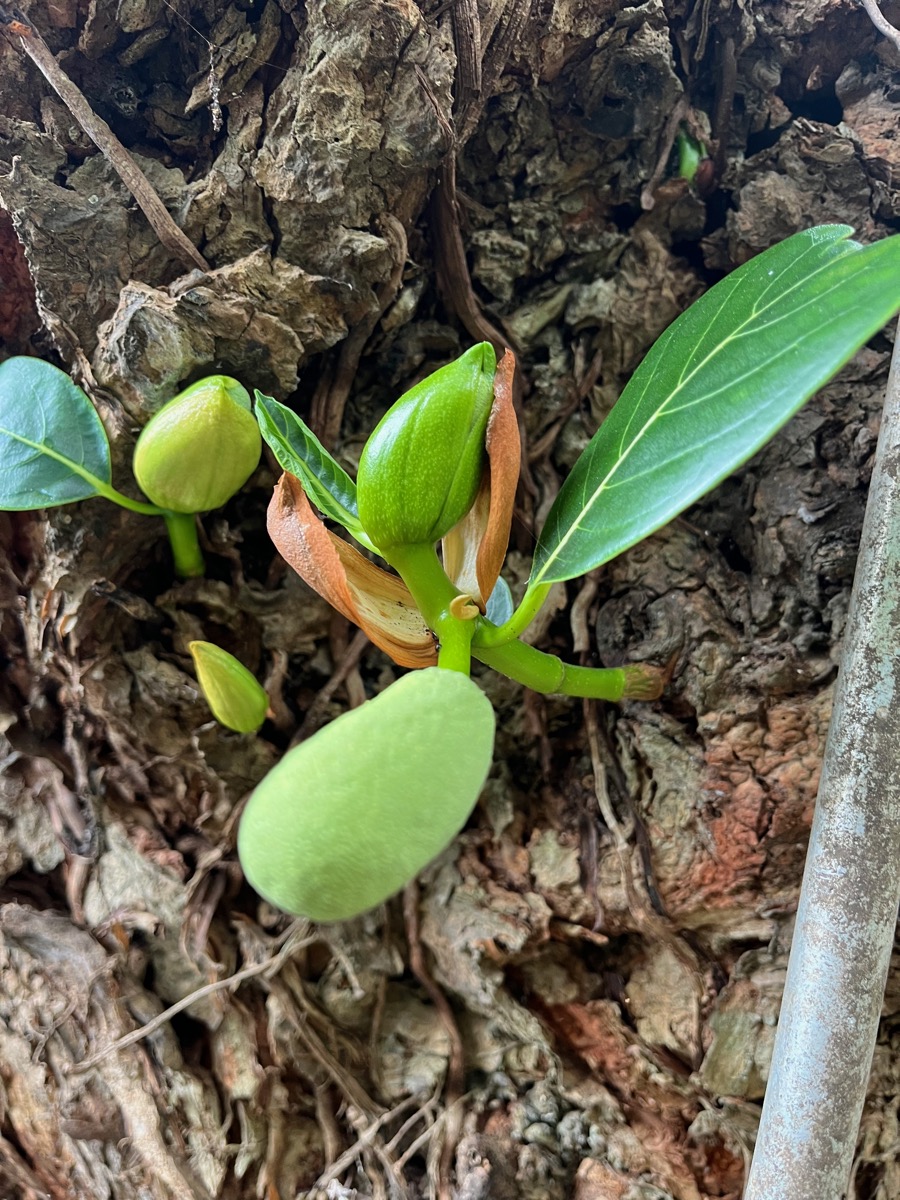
left=1, top=1, right=899, bottom=1197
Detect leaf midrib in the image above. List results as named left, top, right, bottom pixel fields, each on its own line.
left=0, top=421, right=109, bottom=495
left=533, top=238, right=850, bottom=583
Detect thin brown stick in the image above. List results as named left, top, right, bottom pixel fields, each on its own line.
left=311, top=1094, right=425, bottom=1192
left=450, top=0, right=482, bottom=136
left=431, top=156, right=513, bottom=353
left=528, top=346, right=604, bottom=464
left=6, top=18, right=208, bottom=273
left=641, top=96, right=689, bottom=211
left=294, top=627, right=370, bottom=742
left=711, top=35, right=738, bottom=181
left=310, top=216, right=409, bottom=448
left=68, top=924, right=311, bottom=1073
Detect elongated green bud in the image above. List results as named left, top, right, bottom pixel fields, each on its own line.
left=237, top=667, right=496, bottom=922
left=189, top=641, right=269, bottom=733
left=356, top=344, right=496, bottom=550
left=133, top=376, right=261, bottom=513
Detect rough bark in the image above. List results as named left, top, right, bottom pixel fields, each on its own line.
left=1, top=1, right=899, bottom=1197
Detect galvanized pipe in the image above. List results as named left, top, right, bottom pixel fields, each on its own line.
left=744, top=328, right=900, bottom=1199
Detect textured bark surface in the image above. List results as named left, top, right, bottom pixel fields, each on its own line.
left=1, top=1, right=900, bottom=1197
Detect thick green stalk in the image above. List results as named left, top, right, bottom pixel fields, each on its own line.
left=382, top=542, right=475, bottom=674
left=473, top=582, right=553, bottom=647
left=473, top=639, right=627, bottom=700
left=164, top=512, right=205, bottom=578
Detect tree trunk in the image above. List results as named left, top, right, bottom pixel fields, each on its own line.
left=1, top=1, right=898, bottom=1197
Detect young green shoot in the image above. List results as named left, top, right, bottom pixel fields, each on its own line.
left=0, top=363, right=260, bottom=577
left=7, top=226, right=900, bottom=925
left=250, top=224, right=900, bottom=921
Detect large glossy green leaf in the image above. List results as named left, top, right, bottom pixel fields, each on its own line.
left=254, top=391, right=375, bottom=546
left=532, top=225, right=900, bottom=585
left=0, top=357, right=112, bottom=509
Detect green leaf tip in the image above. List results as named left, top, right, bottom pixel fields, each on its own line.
left=189, top=640, right=268, bottom=733
left=254, top=390, right=371, bottom=545
left=237, top=667, right=496, bottom=922
left=134, top=375, right=261, bottom=513
left=357, top=343, right=497, bottom=550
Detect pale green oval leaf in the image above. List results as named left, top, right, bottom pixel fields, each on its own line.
left=532, top=225, right=900, bottom=585
left=254, top=390, right=375, bottom=547
left=238, top=667, right=496, bottom=922
left=0, top=356, right=112, bottom=509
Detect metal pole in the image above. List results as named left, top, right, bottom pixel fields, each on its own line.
left=744, top=328, right=900, bottom=1199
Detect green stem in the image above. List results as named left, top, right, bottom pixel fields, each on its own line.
left=383, top=542, right=474, bottom=675
left=473, top=581, right=553, bottom=647
left=473, top=639, right=628, bottom=700
left=93, top=480, right=168, bottom=516
left=164, top=512, right=205, bottom=578
left=8, top=434, right=167, bottom=517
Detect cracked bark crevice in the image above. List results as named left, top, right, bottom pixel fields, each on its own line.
left=1, top=2, right=899, bottom=1198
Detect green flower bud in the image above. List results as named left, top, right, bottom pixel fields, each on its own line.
left=237, top=667, right=495, bottom=922
left=356, top=344, right=496, bottom=550
left=133, top=375, right=261, bottom=512
left=189, top=641, right=269, bottom=733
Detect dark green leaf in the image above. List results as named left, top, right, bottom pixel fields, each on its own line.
left=254, top=391, right=372, bottom=544
left=0, top=357, right=111, bottom=509
left=533, top=226, right=900, bottom=584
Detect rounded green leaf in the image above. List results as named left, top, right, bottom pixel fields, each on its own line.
left=0, top=356, right=112, bottom=509
left=237, top=667, right=496, bottom=921
left=190, top=641, right=269, bottom=733
left=357, top=344, right=496, bottom=550
left=133, top=376, right=261, bottom=513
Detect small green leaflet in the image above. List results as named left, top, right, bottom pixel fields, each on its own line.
left=532, top=225, right=900, bottom=585
left=485, top=576, right=514, bottom=626
left=254, top=391, right=375, bottom=548
left=0, top=357, right=112, bottom=509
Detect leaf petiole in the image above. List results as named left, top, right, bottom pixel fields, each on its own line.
left=3, top=423, right=166, bottom=516
left=472, top=582, right=553, bottom=648
left=89, top=477, right=168, bottom=516
left=473, top=638, right=664, bottom=699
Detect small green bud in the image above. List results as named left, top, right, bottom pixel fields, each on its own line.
left=357, top=344, right=496, bottom=550
left=237, top=667, right=496, bottom=921
left=133, top=376, right=261, bottom=513
left=676, top=129, right=705, bottom=184
left=189, top=640, right=268, bottom=733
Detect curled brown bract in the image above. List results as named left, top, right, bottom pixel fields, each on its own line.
left=442, top=349, right=520, bottom=609
left=267, top=473, right=437, bottom=669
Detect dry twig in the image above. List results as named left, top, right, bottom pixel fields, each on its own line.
left=2, top=13, right=208, bottom=273
left=69, top=924, right=311, bottom=1073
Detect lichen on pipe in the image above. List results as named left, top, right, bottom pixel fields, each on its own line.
left=744, top=323, right=900, bottom=1199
